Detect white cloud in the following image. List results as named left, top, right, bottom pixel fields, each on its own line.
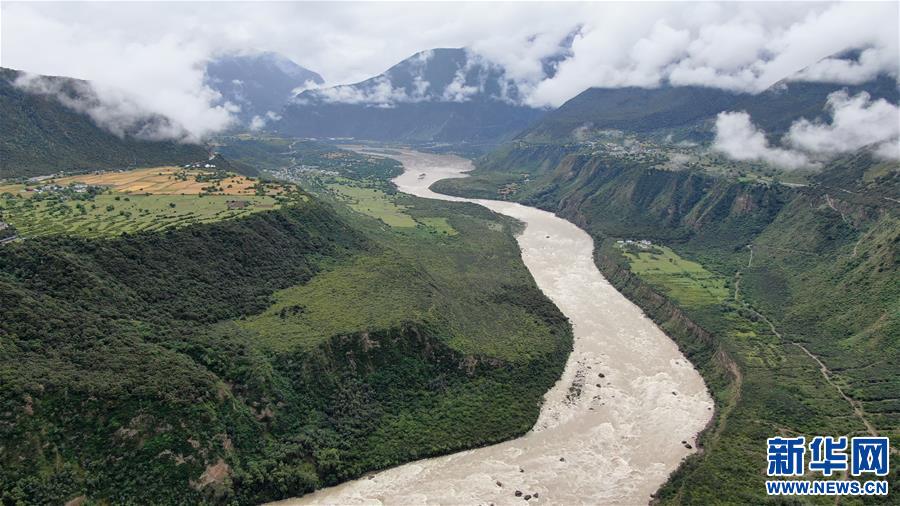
left=290, top=80, right=322, bottom=96
left=248, top=110, right=282, bottom=131
left=714, top=91, right=900, bottom=168
left=310, top=76, right=425, bottom=107
left=786, top=91, right=900, bottom=155
left=527, top=2, right=898, bottom=106
left=13, top=73, right=228, bottom=142
left=874, top=139, right=900, bottom=161
left=3, top=4, right=238, bottom=141
left=248, top=115, right=266, bottom=132
left=712, top=111, right=812, bottom=169
left=2, top=2, right=897, bottom=134
left=791, top=47, right=898, bottom=85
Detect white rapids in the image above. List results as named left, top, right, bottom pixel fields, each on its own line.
left=272, top=149, right=713, bottom=506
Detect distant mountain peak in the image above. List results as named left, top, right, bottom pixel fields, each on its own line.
left=276, top=48, right=544, bottom=144
left=294, top=47, right=527, bottom=108
left=786, top=46, right=899, bottom=87
left=204, top=51, right=323, bottom=127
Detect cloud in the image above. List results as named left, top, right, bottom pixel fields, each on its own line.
left=874, top=140, right=900, bottom=161
left=785, top=91, right=900, bottom=155
left=3, top=4, right=238, bottom=141
left=714, top=91, right=900, bottom=168
left=525, top=2, right=898, bottom=107
left=290, top=80, right=322, bottom=96
left=712, top=111, right=812, bottom=169
left=308, top=76, right=428, bottom=108
left=791, top=47, right=898, bottom=85
left=248, top=111, right=282, bottom=132
left=13, top=73, right=225, bottom=142
left=2, top=2, right=897, bottom=132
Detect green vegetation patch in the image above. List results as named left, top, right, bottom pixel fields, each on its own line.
left=239, top=202, right=562, bottom=363
left=1, top=192, right=280, bottom=238
left=417, top=217, right=457, bottom=235
left=238, top=254, right=433, bottom=351
left=326, top=182, right=417, bottom=228
left=0, top=141, right=574, bottom=504
left=619, top=243, right=728, bottom=308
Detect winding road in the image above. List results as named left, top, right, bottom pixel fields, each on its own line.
left=273, top=149, right=713, bottom=505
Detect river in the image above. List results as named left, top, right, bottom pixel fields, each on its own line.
left=273, top=149, right=713, bottom=505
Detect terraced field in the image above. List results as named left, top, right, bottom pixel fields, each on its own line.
left=0, top=166, right=297, bottom=238
left=1, top=193, right=280, bottom=238
left=53, top=166, right=274, bottom=196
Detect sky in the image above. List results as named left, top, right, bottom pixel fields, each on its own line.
left=1, top=1, right=898, bottom=145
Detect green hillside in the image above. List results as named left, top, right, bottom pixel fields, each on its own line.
left=436, top=142, right=899, bottom=503
left=0, top=149, right=572, bottom=504
left=0, top=68, right=208, bottom=179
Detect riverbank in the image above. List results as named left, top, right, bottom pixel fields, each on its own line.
left=272, top=149, right=713, bottom=505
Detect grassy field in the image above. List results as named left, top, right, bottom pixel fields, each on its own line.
left=321, top=179, right=459, bottom=237
left=1, top=193, right=280, bottom=238
left=326, top=182, right=417, bottom=227
left=417, top=217, right=457, bottom=236
left=238, top=198, right=559, bottom=362
left=619, top=243, right=728, bottom=307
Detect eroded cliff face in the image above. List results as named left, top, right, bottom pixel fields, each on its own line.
left=520, top=152, right=789, bottom=252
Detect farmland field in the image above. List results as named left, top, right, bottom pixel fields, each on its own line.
left=619, top=243, right=728, bottom=307
left=0, top=166, right=299, bottom=238
left=53, top=166, right=282, bottom=196
left=0, top=193, right=281, bottom=238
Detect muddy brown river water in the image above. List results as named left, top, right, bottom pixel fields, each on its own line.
left=272, top=149, right=713, bottom=505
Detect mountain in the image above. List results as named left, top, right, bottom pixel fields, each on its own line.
left=434, top=49, right=900, bottom=500
left=0, top=68, right=208, bottom=179
left=735, top=74, right=899, bottom=136
left=0, top=145, right=572, bottom=504
left=737, top=49, right=899, bottom=135
left=275, top=48, right=545, bottom=145
left=433, top=141, right=900, bottom=504
left=518, top=50, right=899, bottom=143
left=204, top=51, right=323, bottom=127
left=517, top=85, right=743, bottom=142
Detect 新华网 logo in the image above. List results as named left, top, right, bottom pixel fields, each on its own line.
left=765, top=436, right=890, bottom=496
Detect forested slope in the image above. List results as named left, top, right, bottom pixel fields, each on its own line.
left=434, top=143, right=899, bottom=503
left=0, top=181, right=572, bottom=504
left=0, top=68, right=208, bottom=179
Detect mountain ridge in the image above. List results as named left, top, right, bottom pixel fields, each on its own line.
left=0, top=67, right=208, bottom=178
left=274, top=48, right=545, bottom=145
left=204, top=51, right=324, bottom=127
left=516, top=50, right=899, bottom=143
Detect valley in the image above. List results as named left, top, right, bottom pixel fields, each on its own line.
left=432, top=139, right=899, bottom=503
left=2, top=5, right=898, bottom=503
left=275, top=149, right=712, bottom=505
